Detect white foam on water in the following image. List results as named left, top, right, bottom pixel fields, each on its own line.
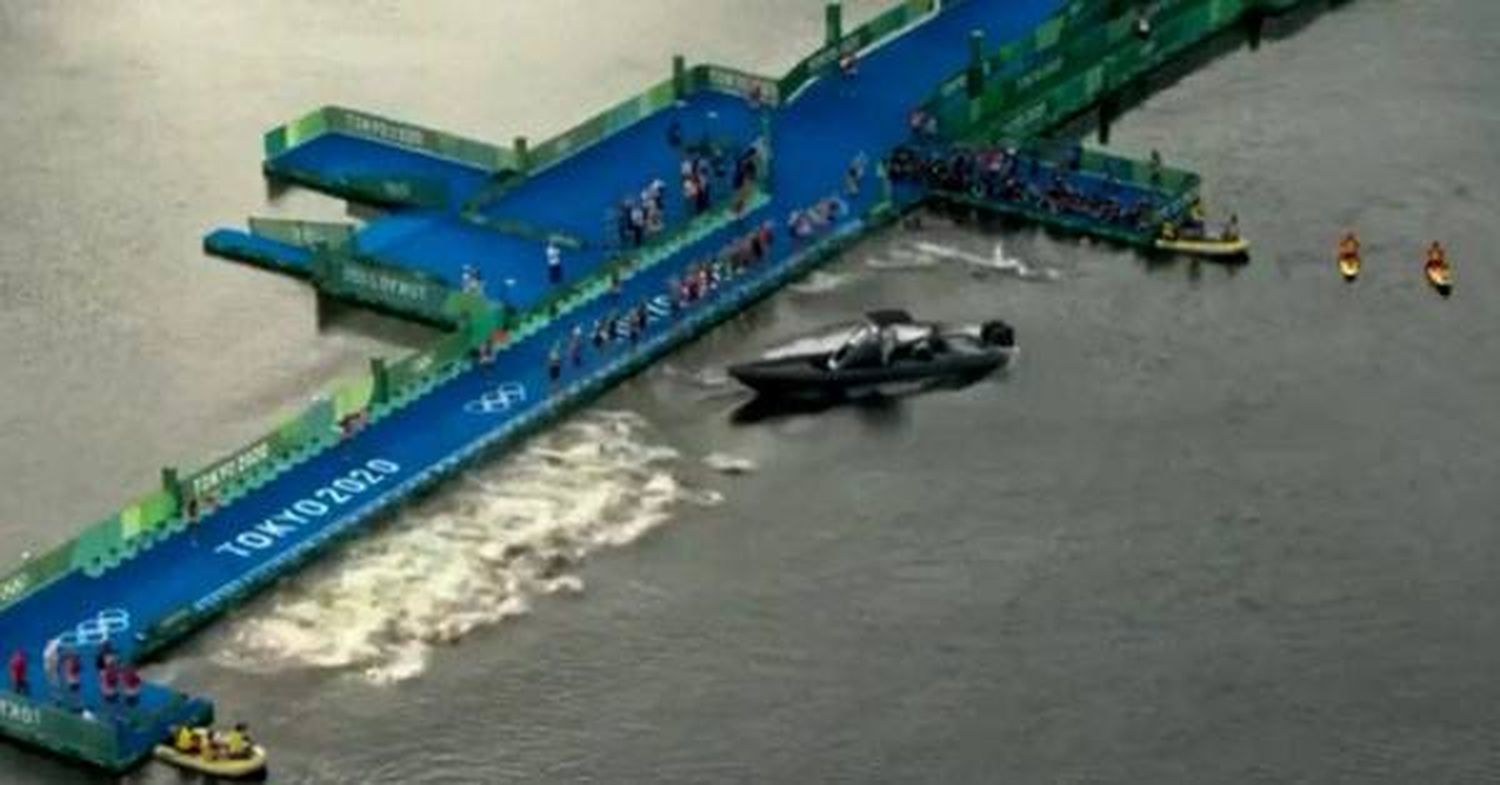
left=909, top=239, right=1060, bottom=281
left=790, top=270, right=854, bottom=294
left=865, top=245, right=941, bottom=270
left=660, top=363, right=733, bottom=390
left=703, top=452, right=757, bottom=475
left=213, top=410, right=718, bottom=684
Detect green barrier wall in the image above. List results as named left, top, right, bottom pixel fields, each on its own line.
left=460, top=212, right=585, bottom=250
left=0, top=693, right=121, bottom=769
left=527, top=78, right=678, bottom=174
left=779, top=0, right=939, bottom=99
left=248, top=217, right=355, bottom=250
left=339, top=174, right=451, bottom=209
left=921, top=0, right=1311, bottom=144
left=311, top=251, right=470, bottom=326
left=264, top=105, right=516, bottom=172
left=0, top=544, right=73, bottom=615
left=691, top=64, right=780, bottom=105
left=188, top=434, right=279, bottom=504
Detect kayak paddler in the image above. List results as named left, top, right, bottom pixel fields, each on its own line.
left=1425, top=241, right=1448, bottom=272
left=1338, top=231, right=1360, bottom=260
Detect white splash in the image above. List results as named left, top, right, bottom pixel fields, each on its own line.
left=213, top=410, right=717, bottom=684
left=865, top=245, right=941, bottom=270
left=910, top=240, right=1059, bottom=281
left=703, top=452, right=757, bottom=475
left=790, top=270, right=853, bottom=294
left=660, top=363, right=733, bottom=391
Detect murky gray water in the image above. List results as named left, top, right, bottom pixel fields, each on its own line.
left=3, top=1, right=1499, bottom=783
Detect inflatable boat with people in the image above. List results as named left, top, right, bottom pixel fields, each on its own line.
left=156, top=723, right=268, bottom=780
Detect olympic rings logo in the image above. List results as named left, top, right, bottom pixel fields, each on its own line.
left=55, top=608, right=131, bottom=649
left=464, top=382, right=527, bottom=416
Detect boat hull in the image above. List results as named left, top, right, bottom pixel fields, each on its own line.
left=1154, top=236, right=1250, bottom=259
left=1426, top=265, right=1453, bottom=296
left=1339, top=255, right=1360, bottom=281
left=730, top=350, right=1008, bottom=399
left=154, top=744, right=268, bottom=780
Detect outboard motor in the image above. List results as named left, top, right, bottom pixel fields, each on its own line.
left=980, top=319, right=1016, bottom=348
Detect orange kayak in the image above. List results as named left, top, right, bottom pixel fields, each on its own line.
left=1426, top=262, right=1453, bottom=296
left=1338, top=253, right=1360, bottom=281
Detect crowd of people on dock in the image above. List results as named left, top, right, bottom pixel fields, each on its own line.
left=546, top=221, right=778, bottom=384
left=8, top=639, right=144, bottom=711
left=786, top=195, right=851, bottom=243
left=887, top=143, right=1171, bottom=236
left=611, top=129, right=766, bottom=254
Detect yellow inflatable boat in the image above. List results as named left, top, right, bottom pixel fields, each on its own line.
left=1153, top=235, right=1251, bottom=259
left=154, top=742, right=268, bottom=779
left=1338, top=254, right=1360, bottom=281
left=1426, top=262, right=1453, bottom=297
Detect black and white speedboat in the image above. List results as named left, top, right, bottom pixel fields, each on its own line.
left=728, top=310, right=1015, bottom=399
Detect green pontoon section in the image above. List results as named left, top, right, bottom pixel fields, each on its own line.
left=0, top=689, right=211, bottom=773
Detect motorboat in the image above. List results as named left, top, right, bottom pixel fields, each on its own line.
left=728, top=310, right=1015, bottom=399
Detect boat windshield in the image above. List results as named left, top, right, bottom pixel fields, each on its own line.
left=761, top=322, right=869, bottom=361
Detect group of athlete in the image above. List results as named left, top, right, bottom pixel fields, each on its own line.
left=787, top=195, right=852, bottom=242
left=889, top=143, right=1167, bottom=235
left=547, top=221, right=779, bottom=383
left=8, top=639, right=143, bottom=709
left=169, top=722, right=255, bottom=761
left=613, top=133, right=761, bottom=253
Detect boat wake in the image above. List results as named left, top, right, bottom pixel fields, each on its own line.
left=659, top=363, right=734, bottom=390
left=789, top=270, right=854, bottom=294
left=910, top=240, right=1060, bottom=281
left=212, top=410, right=718, bottom=685
left=703, top=452, right=757, bottom=475
left=865, top=245, right=942, bottom=270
